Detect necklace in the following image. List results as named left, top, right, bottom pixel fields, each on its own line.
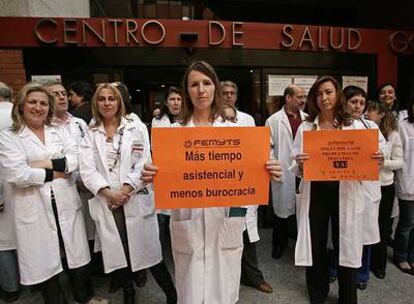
left=319, top=121, right=336, bottom=130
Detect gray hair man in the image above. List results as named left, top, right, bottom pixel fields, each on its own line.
left=220, top=80, right=255, bottom=126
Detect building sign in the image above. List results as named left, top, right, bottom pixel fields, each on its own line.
left=389, top=31, right=414, bottom=53
left=268, top=75, right=317, bottom=96
left=0, top=17, right=364, bottom=53
left=342, top=76, right=368, bottom=92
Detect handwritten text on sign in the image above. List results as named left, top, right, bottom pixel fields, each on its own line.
left=152, top=127, right=270, bottom=209
left=303, top=129, right=379, bottom=181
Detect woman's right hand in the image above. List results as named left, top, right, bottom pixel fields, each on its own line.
left=140, top=163, right=158, bottom=185
left=295, top=153, right=310, bottom=172
left=98, top=187, right=130, bottom=210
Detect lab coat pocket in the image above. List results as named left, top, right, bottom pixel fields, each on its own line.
left=88, top=196, right=103, bottom=222
left=136, top=190, right=155, bottom=218
left=14, top=188, right=37, bottom=224
left=170, top=219, right=199, bottom=255
left=219, top=217, right=244, bottom=250
left=130, top=139, right=144, bottom=164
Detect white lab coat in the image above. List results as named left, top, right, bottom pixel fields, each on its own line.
left=54, top=115, right=97, bottom=241
left=395, top=118, right=414, bottom=201
left=169, top=118, right=244, bottom=304
left=0, top=101, right=16, bottom=251
left=79, top=117, right=162, bottom=274
left=236, top=110, right=255, bottom=127
left=291, top=118, right=373, bottom=268
left=359, top=118, right=385, bottom=245
left=0, top=125, right=90, bottom=285
left=265, top=107, right=307, bottom=218
left=234, top=111, right=260, bottom=243
left=151, top=114, right=174, bottom=216
left=151, top=114, right=171, bottom=128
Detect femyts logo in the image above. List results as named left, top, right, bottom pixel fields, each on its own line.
left=184, top=138, right=241, bottom=149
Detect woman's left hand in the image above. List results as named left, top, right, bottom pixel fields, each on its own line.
left=371, top=150, right=384, bottom=167
left=266, top=159, right=282, bottom=182
left=140, top=163, right=158, bottom=185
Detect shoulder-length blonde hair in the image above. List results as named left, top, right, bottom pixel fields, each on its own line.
left=91, top=83, right=125, bottom=127
left=305, top=75, right=352, bottom=126
left=178, top=61, right=223, bottom=125
left=11, top=83, right=55, bottom=133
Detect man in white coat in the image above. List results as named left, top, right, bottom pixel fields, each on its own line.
left=0, top=81, right=20, bottom=302
left=221, top=80, right=273, bottom=293
left=265, top=84, right=307, bottom=259
left=221, top=81, right=256, bottom=126
left=45, top=81, right=95, bottom=240
left=45, top=81, right=107, bottom=304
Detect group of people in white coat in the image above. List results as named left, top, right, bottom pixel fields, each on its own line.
left=0, top=80, right=178, bottom=304
left=1, top=62, right=413, bottom=304
left=265, top=76, right=414, bottom=304
left=0, top=61, right=283, bottom=304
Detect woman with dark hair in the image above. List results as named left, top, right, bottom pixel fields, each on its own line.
left=152, top=86, right=182, bottom=127
left=141, top=61, right=282, bottom=304
left=329, top=86, right=386, bottom=290
left=79, top=83, right=177, bottom=304
left=393, top=96, right=414, bottom=275
left=377, top=83, right=408, bottom=120
left=68, top=81, right=94, bottom=124
left=292, top=76, right=383, bottom=304
left=0, top=83, right=103, bottom=304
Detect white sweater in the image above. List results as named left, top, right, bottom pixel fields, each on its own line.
left=380, top=130, right=403, bottom=186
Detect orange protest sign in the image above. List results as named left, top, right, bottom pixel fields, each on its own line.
left=303, top=129, right=379, bottom=181
left=151, top=126, right=270, bottom=209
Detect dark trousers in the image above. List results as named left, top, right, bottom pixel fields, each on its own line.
left=112, top=207, right=177, bottom=303
left=371, top=184, right=395, bottom=272
left=157, top=213, right=172, bottom=260
left=39, top=196, right=94, bottom=304
left=272, top=215, right=289, bottom=252
left=306, top=182, right=357, bottom=304
left=240, top=230, right=265, bottom=287
left=394, top=199, right=414, bottom=263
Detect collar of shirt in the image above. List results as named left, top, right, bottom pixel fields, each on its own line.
left=51, top=112, right=73, bottom=127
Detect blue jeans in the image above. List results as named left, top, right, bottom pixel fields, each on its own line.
left=0, top=249, right=19, bottom=292
left=394, top=199, right=414, bottom=263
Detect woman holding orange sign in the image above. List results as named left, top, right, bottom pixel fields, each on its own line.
left=141, top=61, right=282, bottom=304
left=291, top=76, right=383, bottom=304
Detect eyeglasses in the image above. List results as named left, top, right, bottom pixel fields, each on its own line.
left=295, top=95, right=306, bottom=100
left=223, top=91, right=236, bottom=96
left=51, top=91, right=67, bottom=97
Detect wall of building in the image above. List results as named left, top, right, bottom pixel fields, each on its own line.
left=0, top=49, right=26, bottom=94
left=0, top=0, right=90, bottom=17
